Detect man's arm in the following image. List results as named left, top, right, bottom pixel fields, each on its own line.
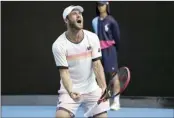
left=91, top=34, right=107, bottom=92
left=93, top=59, right=107, bottom=91
left=59, top=69, right=73, bottom=95
left=52, top=43, right=73, bottom=95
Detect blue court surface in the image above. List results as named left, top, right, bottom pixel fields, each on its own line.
left=2, top=106, right=174, bottom=117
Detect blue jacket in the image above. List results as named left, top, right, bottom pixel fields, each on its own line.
left=92, top=15, right=120, bottom=51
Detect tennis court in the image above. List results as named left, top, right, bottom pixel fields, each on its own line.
left=2, top=105, right=173, bottom=117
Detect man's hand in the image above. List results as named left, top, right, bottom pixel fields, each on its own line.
left=100, top=88, right=109, bottom=102
left=101, top=87, right=106, bottom=94
left=69, top=92, right=81, bottom=102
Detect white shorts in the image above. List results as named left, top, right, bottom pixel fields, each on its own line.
left=56, top=88, right=110, bottom=117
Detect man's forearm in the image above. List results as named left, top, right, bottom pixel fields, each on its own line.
left=93, top=60, right=107, bottom=89
left=59, top=69, right=73, bottom=94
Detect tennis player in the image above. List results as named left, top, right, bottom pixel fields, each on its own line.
left=92, top=1, right=121, bottom=110
left=52, top=5, right=110, bottom=118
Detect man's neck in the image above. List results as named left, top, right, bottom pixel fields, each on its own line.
left=66, top=28, right=83, bottom=43
left=100, top=12, right=108, bottom=19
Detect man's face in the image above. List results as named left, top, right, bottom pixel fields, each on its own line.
left=98, top=4, right=107, bottom=13
left=66, top=9, right=83, bottom=30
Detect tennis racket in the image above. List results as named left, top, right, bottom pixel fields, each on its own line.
left=84, top=66, right=131, bottom=117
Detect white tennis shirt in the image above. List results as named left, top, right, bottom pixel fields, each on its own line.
left=52, top=30, right=102, bottom=94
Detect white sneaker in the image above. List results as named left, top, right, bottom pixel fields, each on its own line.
left=110, top=102, right=120, bottom=111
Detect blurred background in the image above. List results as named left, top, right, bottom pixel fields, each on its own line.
left=1, top=1, right=174, bottom=109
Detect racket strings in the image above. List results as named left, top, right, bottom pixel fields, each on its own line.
left=108, top=68, right=129, bottom=98
left=99, top=68, right=130, bottom=102
left=119, top=70, right=128, bottom=88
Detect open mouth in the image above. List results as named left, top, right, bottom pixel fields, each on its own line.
left=77, top=19, right=82, bottom=24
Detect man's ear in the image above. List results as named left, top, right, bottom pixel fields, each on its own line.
left=64, top=19, right=68, bottom=24
left=64, top=17, right=69, bottom=24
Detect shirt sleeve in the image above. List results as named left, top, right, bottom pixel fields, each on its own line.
left=92, top=17, right=99, bottom=34
left=91, top=34, right=102, bottom=61
left=52, top=43, right=68, bottom=69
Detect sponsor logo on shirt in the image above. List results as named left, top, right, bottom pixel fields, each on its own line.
left=87, top=46, right=92, bottom=50
left=105, top=24, right=109, bottom=32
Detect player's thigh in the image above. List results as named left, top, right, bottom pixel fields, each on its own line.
left=56, top=93, right=80, bottom=118
left=56, top=108, right=72, bottom=118
left=83, top=88, right=110, bottom=116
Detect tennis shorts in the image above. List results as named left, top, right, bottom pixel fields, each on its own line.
left=56, top=88, right=110, bottom=117
left=101, top=46, right=118, bottom=85
left=101, top=46, right=118, bottom=73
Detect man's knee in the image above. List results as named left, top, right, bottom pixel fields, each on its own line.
left=56, top=107, right=74, bottom=118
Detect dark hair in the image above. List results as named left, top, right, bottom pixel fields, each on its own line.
left=96, top=2, right=110, bottom=16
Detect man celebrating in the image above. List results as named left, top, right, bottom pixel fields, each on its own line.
left=92, top=1, right=121, bottom=110
left=52, top=5, right=110, bottom=118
